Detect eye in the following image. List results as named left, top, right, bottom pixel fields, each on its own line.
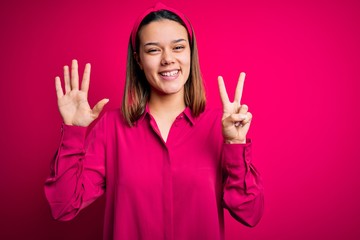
left=174, top=45, right=185, bottom=51
left=146, top=48, right=160, bottom=54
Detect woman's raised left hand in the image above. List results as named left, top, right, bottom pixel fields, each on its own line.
left=218, top=72, right=252, bottom=144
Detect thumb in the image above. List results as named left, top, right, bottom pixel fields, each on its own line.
left=92, top=98, right=109, bottom=118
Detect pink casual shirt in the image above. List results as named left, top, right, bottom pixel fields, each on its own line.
left=44, top=107, right=264, bottom=240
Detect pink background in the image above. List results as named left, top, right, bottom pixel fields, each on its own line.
left=1, top=0, right=359, bottom=239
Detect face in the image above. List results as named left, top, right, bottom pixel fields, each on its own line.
left=137, top=19, right=191, bottom=97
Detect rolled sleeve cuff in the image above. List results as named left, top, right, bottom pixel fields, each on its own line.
left=223, top=139, right=252, bottom=167
left=61, top=123, right=88, bottom=150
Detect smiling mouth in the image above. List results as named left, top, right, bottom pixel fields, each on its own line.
left=159, top=70, right=179, bottom=77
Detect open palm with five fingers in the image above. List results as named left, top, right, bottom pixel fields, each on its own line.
left=218, top=72, right=252, bottom=144
left=55, top=59, right=109, bottom=127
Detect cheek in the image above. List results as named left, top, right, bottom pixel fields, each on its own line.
left=181, top=55, right=191, bottom=75
left=141, top=56, right=159, bottom=74
left=179, top=52, right=191, bottom=69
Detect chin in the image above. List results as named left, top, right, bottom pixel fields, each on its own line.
left=155, top=85, right=185, bottom=96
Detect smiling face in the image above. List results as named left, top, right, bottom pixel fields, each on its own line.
left=137, top=19, right=191, bottom=98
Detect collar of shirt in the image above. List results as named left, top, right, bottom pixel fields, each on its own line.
left=136, top=103, right=196, bottom=126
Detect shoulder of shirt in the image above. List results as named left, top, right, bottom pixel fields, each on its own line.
left=97, top=106, right=223, bottom=126
left=200, top=106, right=222, bottom=118
left=97, top=108, right=128, bottom=126
left=102, top=108, right=122, bottom=117
left=101, top=106, right=222, bottom=116
left=191, top=106, right=223, bottom=126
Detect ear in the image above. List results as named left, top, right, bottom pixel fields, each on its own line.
left=133, top=52, right=143, bottom=70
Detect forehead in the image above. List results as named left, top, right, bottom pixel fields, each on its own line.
left=138, top=19, right=189, bottom=43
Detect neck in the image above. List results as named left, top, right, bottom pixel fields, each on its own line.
left=148, top=91, right=186, bottom=118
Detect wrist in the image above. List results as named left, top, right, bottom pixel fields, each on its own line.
left=63, top=121, right=74, bottom=126
left=225, top=139, right=246, bottom=144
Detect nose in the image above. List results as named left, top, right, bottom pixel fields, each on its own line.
left=161, top=49, right=175, bottom=65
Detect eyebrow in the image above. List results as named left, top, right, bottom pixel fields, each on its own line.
left=143, top=38, right=187, bottom=47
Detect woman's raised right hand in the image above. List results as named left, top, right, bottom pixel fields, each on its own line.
left=55, top=59, right=109, bottom=127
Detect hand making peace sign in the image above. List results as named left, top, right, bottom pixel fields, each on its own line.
left=218, top=72, right=252, bottom=144
left=55, top=59, right=109, bottom=127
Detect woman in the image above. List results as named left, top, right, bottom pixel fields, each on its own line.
left=45, top=3, right=264, bottom=240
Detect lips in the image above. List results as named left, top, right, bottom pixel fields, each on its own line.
left=159, top=69, right=180, bottom=80
left=159, top=70, right=179, bottom=76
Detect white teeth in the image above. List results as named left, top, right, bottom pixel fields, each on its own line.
left=161, top=70, right=179, bottom=76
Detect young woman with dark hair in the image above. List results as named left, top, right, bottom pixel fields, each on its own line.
left=45, top=3, right=264, bottom=240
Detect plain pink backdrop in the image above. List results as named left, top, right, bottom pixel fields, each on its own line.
left=1, top=0, right=359, bottom=239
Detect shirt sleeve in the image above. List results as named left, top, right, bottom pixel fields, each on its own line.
left=44, top=116, right=107, bottom=221
left=222, top=140, right=264, bottom=227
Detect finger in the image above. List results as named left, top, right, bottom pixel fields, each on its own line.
left=218, top=76, right=230, bottom=106
left=92, top=98, right=109, bottom=118
left=223, top=113, right=247, bottom=127
left=234, top=72, right=246, bottom=104
left=234, top=113, right=247, bottom=127
left=55, top=76, right=64, bottom=99
left=63, top=65, right=71, bottom=93
left=81, top=63, right=91, bottom=94
left=238, top=104, right=248, bottom=115
left=241, top=112, right=253, bottom=125
left=71, top=59, right=79, bottom=90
